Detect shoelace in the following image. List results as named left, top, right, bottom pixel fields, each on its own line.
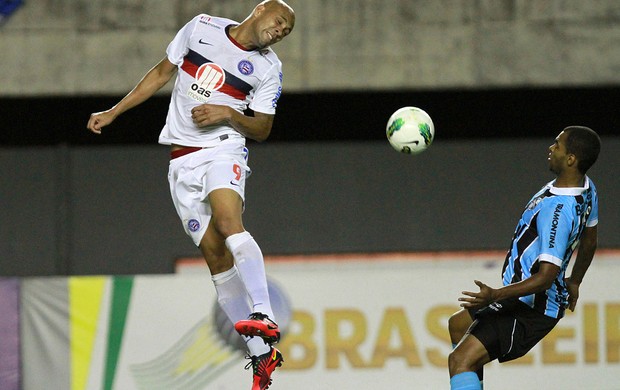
left=244, top=354, right=260, bottom=373
left=244, top=355, right=260, bottom=375
left=248, top=313, right=278, bottom=329
left=249, top=312, right=269, bottom=321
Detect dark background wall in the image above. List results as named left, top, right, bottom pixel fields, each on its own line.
left=1, top=88, right=618, bottom=276
left=2, top=86, right=619, bottom=145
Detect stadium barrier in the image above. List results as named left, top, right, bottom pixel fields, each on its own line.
left=2, top=250, right=619, bottom=389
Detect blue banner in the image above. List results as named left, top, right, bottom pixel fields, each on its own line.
left=0, top=0, right=24, bottom=24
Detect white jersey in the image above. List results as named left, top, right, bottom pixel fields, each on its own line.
left=159, top=14, right=284, bottom=147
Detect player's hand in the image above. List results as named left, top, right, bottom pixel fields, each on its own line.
left=87, top=110, right=116, bottom=134
left=458, top=280, right=496, bottom=309
left=191, top=104, right=232, bottom=127
left=565, top=277, right=580, bottom=312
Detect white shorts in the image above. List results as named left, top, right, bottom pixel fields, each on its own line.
left=168, top=140, right=250, bottom=246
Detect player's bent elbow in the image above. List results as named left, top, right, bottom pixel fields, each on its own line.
left=249, top=112, right=274, bottom=142
left=253, top=128, right=271, bottom=142
left=538, top=276, right=556, bottom=291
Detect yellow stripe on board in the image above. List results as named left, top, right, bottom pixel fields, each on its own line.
left=69, top=277, right=107, bottom=390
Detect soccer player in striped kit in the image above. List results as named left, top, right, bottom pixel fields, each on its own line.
left=447, top=126, right=601, bottom=390
left=87, top=2, right=295, bottom=389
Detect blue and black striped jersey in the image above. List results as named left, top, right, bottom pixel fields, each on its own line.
left=501, top=176, right=598, bottom=319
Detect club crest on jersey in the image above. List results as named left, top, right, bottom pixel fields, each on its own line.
left=237, top=60, right=254, bottom=76
left=188, top=63, right=225, bottom=103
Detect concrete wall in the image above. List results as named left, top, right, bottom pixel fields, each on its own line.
left=2, top=137, right=619, bottom=276
left=1, top=0, right=620, bottom=95
left=1, top=1, right=618, bottom=276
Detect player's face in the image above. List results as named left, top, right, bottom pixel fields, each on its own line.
left=548, top=131, right=569, bottom=174
left=254, top=4, right=294, bottom=48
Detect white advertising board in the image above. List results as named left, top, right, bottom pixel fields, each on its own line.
left=21, top=251, right=620, bottom=390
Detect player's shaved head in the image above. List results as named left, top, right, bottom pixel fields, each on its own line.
left=256, top=0, right=295, bottom=29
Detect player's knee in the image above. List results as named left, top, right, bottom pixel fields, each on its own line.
left=199, top=237, right=233, bottom=274
left=211, top=215, right=243, bottom=238
left=448, top=348, right=463, bottom=375
left=202, top=249, right=233, bottom=274
left=448, top=347, right=476, bottom=375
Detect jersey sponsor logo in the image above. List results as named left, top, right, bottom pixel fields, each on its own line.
left=198, top=39, right=213, bottom=46
left=272, top=85, right=282, bottom=108
left=548, top=203, right=563, bottom=248
left=188, top=63, right=226, bottom=103
left=181, top=50, right=253, bottom=101
left=187, top=219, right=201, bottom=232
left=237, top=60, right=254, bottom=75
left=198, top=16, right=220, bottom=29
left=271, top=71, right=283, bottom=108
left=199, top=16, right=222, bottom=30
left=196, top=63, right=225, bottom=89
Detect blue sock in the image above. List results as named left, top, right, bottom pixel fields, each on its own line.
left=452, top=344, right=483, bottom=388
left=450, top=372, right=481, bottom=390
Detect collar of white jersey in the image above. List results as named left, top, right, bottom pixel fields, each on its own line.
left=548, top=176, right=591, bottom=196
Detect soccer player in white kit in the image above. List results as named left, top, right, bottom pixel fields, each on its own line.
left=86, top=2, right=295, bottom=389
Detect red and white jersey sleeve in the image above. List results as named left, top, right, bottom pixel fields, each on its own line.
left=158, top=14, right=284, bottom=147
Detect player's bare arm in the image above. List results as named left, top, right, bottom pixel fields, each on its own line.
left=566, top=225, right=598, bottom=311
left=459, top=261, right=560, bottom=309
left=191, top=105, right=274, bottom=142
left=87, top=57, right=177, bottom=134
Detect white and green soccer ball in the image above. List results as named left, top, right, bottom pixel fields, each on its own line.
left=386, top=106, right=435, bottom=155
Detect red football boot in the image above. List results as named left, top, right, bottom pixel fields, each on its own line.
left=245, top=346, right=284, bottom=390
left=235, top=312, right=281, bottom=344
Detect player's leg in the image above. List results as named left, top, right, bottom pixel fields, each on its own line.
left=208, top=188, right=279, bottom=344
left=199, top=215, right=235, bottom=275
left=206, top=188, right=283, bottom=389
left=449, top=309, right=483, bottom=388
left=200, top=217, right=272, bottom=358
left=448, top=331, right=490, bottom=390
left=448, top=309, right=473, bottom=345
left=169, top=148, right=282, bottom=388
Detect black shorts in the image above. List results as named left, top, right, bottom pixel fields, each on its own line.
left=468, top=298, right=560, bottom=363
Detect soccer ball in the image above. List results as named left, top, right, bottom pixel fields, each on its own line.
left=386, top=106, right=435, bottom=154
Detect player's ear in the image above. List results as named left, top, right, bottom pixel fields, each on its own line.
left=254, top=3, right=266, bottom=17
left=566, top=153, right=577, bottom=168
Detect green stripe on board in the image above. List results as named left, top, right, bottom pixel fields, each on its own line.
left=103, top=276, right=134, bottom=390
